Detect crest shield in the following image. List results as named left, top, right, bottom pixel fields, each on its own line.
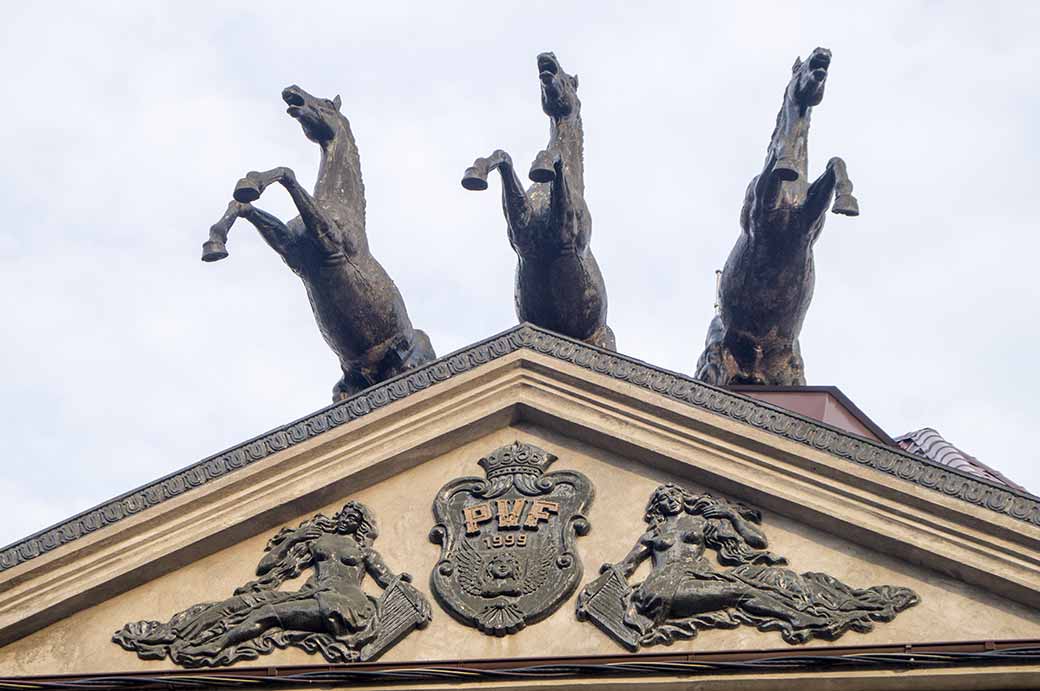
left=429, top=441, right=593, bottom=635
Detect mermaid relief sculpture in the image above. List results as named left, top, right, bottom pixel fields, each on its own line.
left=201, top=85, right=435, bottom=400
left=577, top=484, right=918, bottom=650
left=114, top=501, right=431, bottom=667
left=462, top=53, right=615, bottom=350
left=696, top=48, right=858, bottom=386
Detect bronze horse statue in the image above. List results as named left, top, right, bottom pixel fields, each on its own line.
left=201, top=85, right=435, bottom=400
left=462, top=52, right=615, bottom=350
left=695, top=48, right=858, bottom=386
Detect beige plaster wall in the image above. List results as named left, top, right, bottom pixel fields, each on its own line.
left=3, top=423, right=1040, bottom=676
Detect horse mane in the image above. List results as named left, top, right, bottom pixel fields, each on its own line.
left=573, top=111, right=584, bottom=170
left=318, top=111, right=367, bottom=223
left=766, top=77, right=795, bottom=159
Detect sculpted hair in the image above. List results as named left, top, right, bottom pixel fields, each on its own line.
left=241, top=501, right=378, bottom=593
left=644, top=484, right=785, bottom=567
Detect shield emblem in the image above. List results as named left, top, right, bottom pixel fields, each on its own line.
left=429, top=441, right=594, bottom=635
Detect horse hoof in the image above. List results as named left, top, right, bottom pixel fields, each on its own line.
left=201, top=240, right=229, bottom=262
left=233, top=177, right=262, bottom=203
left=833, top=194, right=860, bottom=216
left=529, top=165, right=555, bottom=183
left=529, top=150, right=556, bottom=183
left=461, top=167, right=488, bottom=191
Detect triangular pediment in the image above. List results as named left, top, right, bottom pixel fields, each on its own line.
left=2, top=325, right=1039, bottom=685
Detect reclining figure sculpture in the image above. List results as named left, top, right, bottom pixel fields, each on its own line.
left=201, top=85, right=435, bottom=400
left=462, top=52, right=615, bottom=351
left=695, top=48, right=858, bottom=386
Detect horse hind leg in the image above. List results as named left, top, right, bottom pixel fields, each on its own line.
left=828, top=157, right=859, bottom=216
left=331, top=329, right=437, bottom=402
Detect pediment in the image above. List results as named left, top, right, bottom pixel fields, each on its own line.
left=2, top=325, right=1039, bottom=684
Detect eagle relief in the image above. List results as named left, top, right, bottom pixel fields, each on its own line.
left=429, top=441, right=593, bottom=635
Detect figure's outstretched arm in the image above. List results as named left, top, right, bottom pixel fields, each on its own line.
left=365, top=547, right=409, bottom=588
left=731, top=516, right=768, bottom=549
left=615, top=531, right=653, bottom=578
left=725, top=512, right=768, bottom=549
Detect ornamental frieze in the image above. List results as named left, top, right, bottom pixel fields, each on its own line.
left=6, top=326, right=1037, bottom=576
left=429, top=441, right=593, bottom=635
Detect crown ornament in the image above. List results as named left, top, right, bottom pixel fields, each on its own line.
left=478, top=441, right=557, bottom=480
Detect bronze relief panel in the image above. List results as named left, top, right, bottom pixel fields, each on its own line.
left=577, top=483, right=919, bottom=651
left=113, top=501, right=430, bottom=667
left=429, top=441, right=593, bottom=635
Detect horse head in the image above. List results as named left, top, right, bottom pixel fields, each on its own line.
left=282, top=84, right=344, bottom=145
left=787, top=48, right=831, bottom=110
left=538, top=52, right=580, bottom=119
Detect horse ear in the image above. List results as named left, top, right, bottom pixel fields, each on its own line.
left=333, top=94, right=342, bottom=110
left=572, top=73, right=579, bottom=89
left=791, top=57, right=802, bottom=72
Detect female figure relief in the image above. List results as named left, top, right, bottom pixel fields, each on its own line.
left=577, top=484, right=918, bottom=650
left=114, top=501, right=431, bottom=668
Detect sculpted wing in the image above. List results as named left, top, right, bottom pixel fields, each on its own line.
left=521, top=537, right=557, bottom=595
left=455, top=539, right=486, bottom=597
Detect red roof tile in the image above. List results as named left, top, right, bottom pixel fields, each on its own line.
left=894, top=427, right=1026, bottom=492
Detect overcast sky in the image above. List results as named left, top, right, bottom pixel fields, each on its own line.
left=1, top=2, right=1037, bottom=548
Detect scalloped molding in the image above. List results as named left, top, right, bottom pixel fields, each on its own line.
left=4, top=323, right=1037, bottom=575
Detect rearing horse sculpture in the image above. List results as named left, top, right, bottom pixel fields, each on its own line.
left=695, top=48, right=858, bottom=386
left=462, top=52, right=615, bottom=350
left=201, top=85, right=435, bottom=400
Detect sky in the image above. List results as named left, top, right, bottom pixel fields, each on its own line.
left=1, top=2, right=1038, bottom=548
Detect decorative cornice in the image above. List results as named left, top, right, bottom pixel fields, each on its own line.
left=3, top=640, right=1039, bottom=688
left=3, top=324, right=1038, bottom=573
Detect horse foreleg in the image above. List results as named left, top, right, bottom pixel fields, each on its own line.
left=462, top=150, right=533, bottom=232
left=529, top=149, right=557, bottom=184
left=234, top=167, right=341, bottom=253
left=547, top=155, right=587, bottom=249
left=201, top=201, right=301, bottom=266
left=202, top=201, right=241, bottom=262
left=748, top=152, right=789, bottom=222
left=805, top=157, right=859, bottom=225
left=828, top=157, right=859, bottom=217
